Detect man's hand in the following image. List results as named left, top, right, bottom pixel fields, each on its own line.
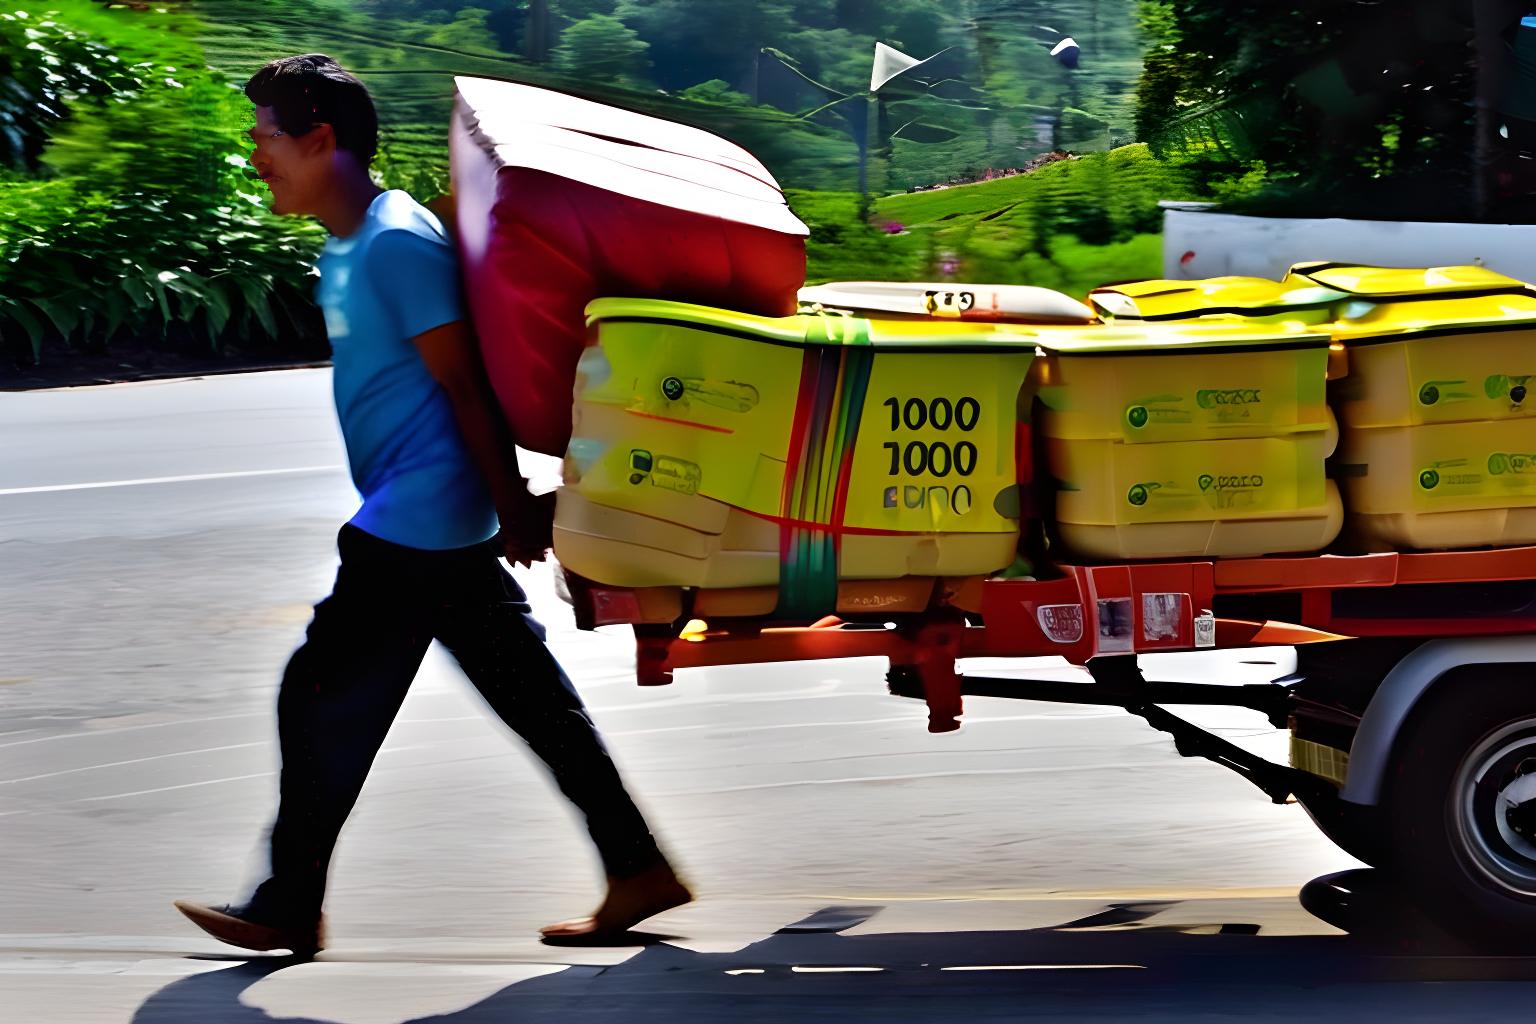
left=497, top=487, right=555, bottom=567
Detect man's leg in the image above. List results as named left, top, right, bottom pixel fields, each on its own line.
left=240, top=583, right=432, bottom=933
left=437, top=575, right=690, bottom=936
left=183, top=525, right=435, bottom=947
left=177, top=557, right=433, bottom=953
left=442, top=601, right=661, bottom=876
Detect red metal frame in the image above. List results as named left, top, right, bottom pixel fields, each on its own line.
left=621, top=545, right=1536, bottom=733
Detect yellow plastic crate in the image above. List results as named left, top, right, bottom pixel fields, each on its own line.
left=1091, top=263, right=1536, bottom=552
left=1284, top=262, right=1529, bottom=297
left=1033, top=322, right=1339, bottom=559
left=1049, top=434, right=1341, bottom=559
left=558, top=300, right=1033, bottom=603
left=1321, top=293, right=1536, bottom=428
left=1336, top=418, right=1536, bottom=550
left=1034, top=332, right=1330, bottom=444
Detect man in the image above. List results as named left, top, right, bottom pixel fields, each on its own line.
left=173, top=54, right=689, bottom=957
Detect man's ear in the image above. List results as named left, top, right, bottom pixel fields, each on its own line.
left=297, top=122, right=338, bottom=158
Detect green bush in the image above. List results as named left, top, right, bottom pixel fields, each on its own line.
left=0, top=6, right=149, bottom=169
left=1134, top=0, right=1482, bottom=221
left=0, top=3, right=326, bottom=366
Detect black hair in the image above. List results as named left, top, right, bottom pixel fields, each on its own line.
left=244, top=54, right=378, bottom=164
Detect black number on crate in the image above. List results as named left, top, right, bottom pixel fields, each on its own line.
left=928, top=441, right=952, bottom=477
left=954, top=441, right=977, bottom=476
left=904, top=440, right=928, bottom=475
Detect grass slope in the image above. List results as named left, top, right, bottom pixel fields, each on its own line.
left=786, top=145, right=1209, bottom=296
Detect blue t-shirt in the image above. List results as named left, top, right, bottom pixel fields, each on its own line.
left=316, top=190, right=499, bottom=551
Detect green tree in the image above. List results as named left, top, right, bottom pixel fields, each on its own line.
left=678, top=78, right=751, bottom=105
left=551, top=14, right=652, bottom=86
left=613, top=0, right=791, bottom=90
left=1134, top=0, right=1497, bottom=222
left=416, top=6, right=501, bottom=51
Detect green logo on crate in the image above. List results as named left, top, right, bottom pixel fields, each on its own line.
left=1485, top=375, right=1532, bottom=403
left=1420, top=468, right=1440, bottom=489
left=1195, top=389, right=1260, bottom=408
left=1127, top=484, right=1150, bottom=506
left=1489, top=453, right=1536, bottom=475
left=1126, top=406, right=1149, bottom=428
left=1198, top=474, right=1215, bottom=491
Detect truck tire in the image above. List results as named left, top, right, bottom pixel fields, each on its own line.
left=1384, top=663, right=1536, bottom=949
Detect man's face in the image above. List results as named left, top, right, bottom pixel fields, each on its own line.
left=247, top=105, right=334, bottom=216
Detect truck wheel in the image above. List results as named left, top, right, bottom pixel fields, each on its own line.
left=1384, top=664, right=1536, bottom=949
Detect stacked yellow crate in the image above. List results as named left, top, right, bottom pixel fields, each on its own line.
left=1292, top=265, right=1536, bottom=551
left=1033, top=323, right=1341, bottom=560
left=1090, top=263, right=1536, bottom=552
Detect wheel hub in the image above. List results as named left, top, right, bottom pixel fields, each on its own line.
left=1455, top=721, right=1536, bottom=899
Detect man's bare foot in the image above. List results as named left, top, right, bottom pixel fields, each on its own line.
left=540, top=861, right=692, bottom=939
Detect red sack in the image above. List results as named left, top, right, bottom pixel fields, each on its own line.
left=450, top=77, right=808, bottom=457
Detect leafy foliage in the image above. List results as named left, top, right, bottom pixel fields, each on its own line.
left=0, top=6, right=151, bottom=169
left=787, top=189, right=925, bottom=284
left=1133, top=0, right=1488, bottom=221
left=0, top=3, right=326, bottom=367
left=552, top=14, right=651, bottom=87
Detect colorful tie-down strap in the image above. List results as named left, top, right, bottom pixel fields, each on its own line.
left=776, top=321, right=873, bottom=619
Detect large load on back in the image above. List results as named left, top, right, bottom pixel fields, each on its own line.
left=449, top=76, right=809, bottom=458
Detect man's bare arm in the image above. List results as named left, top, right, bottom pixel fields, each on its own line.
left=411, top=319, right=552, bottom=563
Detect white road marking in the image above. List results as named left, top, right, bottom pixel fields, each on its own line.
left=0, top=742, right=267, bottom=786
left=72, top=772, right=273, bottom=802
left=0, top=465, right=344, bottom=495
left=0, top=713, right=265, bottom=750
left=602, top=712, right=1122, bottom=738
left=792, top=966, right=883, bottom=972
left=655, top=761, right=1184, bottom=796
left=941, top=964, right=1145, bottom=971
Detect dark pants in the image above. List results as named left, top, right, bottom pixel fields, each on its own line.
left=246, top=524, right=662, bottom=930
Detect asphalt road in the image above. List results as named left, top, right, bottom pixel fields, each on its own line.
left=2, top=369, right=1528, bottom=1022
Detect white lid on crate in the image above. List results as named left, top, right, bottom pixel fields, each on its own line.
left=798, top=281, right=1095, bottom=322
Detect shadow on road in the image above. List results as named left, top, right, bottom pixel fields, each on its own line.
left=130, top=889, right=1536, bottom=1024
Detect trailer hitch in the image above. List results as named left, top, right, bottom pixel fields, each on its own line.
left=1125, top=702, right=1299, bottom=804
left=956, top=656, right=1310, bottom=804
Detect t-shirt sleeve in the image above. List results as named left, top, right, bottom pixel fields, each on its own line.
left=365, top=228, right=465, bottom=340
